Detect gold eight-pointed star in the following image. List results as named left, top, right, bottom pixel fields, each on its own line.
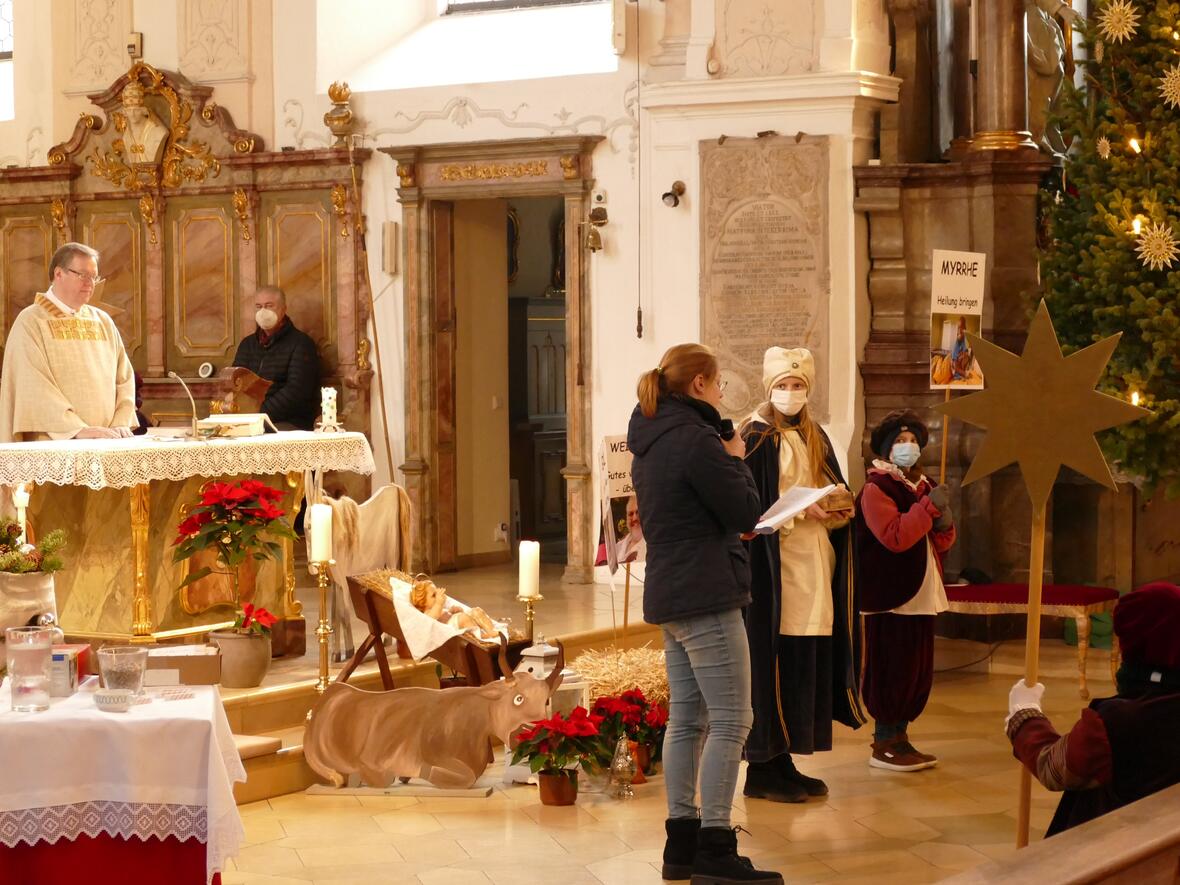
left=939, top=301, right=1149, bottom=508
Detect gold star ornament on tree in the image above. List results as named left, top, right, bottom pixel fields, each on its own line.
left=939, top=300, right=1149, bottom=509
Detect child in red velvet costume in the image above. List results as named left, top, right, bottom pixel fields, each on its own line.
left=1006, top=582, right=1180, bottom=835
left=854, top=410, right=956, bottom=771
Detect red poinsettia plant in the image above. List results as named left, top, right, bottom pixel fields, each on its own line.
left=592, top=688, right=668, bottom=746
left=234, top=602, right=278, bottom=636
left=172, top=479, right=297, bottom=632
left=511, top=707, right=613, bottom=774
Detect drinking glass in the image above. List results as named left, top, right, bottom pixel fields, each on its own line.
left=97, top=646, right=148, bottom=696
left=5, top=626, right=54, bottom=712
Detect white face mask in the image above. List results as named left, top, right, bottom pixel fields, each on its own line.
left=255, top=308, right=279, bottom=330
left=770, top=388, right=808, bottom=416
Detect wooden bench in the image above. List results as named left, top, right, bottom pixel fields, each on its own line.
left=338, top=569, right=529, bottom=690
left=944, top=583, right=1121, bottom=698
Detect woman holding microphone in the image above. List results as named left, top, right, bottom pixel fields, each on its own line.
left=628, top=343, right=781, bottom=885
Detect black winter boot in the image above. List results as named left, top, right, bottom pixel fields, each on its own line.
left=662, top=818, right=701, bottom=880
left=742, top=759, right=807, bottom=803
left=778, top=754, right=829, bottom=797
left=691, top=827, right=783, bottom=884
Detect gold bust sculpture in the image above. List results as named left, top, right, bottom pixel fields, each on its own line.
left=119, top=80, right=169, bottom=165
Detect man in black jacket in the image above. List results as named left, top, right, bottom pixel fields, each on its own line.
left=232, top=286, right=320, bottom=430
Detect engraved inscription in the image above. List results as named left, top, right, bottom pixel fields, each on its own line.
left=700, top=137, right=830, bottom=422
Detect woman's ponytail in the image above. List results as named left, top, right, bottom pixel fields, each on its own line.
left=637, top=368, right=664, bottom=418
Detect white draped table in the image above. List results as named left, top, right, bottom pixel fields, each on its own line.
left=0, top=431, right=375, bottom=638
left=0, top=677, right=244, bottom=885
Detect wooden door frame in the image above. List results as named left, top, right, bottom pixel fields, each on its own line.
left=379, top=136, right=602, bottom=582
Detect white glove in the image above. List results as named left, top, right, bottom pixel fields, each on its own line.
left=1005, top=680, right=1045, bottom=729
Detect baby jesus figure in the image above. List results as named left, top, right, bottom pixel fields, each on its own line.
left=409, top=578, right=498, bottom=641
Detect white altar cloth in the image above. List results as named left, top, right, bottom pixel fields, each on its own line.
left=0, top=430, right=375, bottom=490
left=0, top=677, right=245, bottom=884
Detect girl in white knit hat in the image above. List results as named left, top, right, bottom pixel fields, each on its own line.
left=738, top=346, right=866, bottom=802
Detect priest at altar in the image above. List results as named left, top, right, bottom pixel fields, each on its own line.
left=0, top=242, right=138, bottom=443
left=0, top=241, right=375, bottom=645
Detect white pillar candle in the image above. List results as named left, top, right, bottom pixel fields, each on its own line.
left=321, top=387, right=337, bottom=425
left=309, top=502, right=333, bottom=562
left=518, top=540, right=540, bottom=598
left=12, top=484, right=29, bottom=546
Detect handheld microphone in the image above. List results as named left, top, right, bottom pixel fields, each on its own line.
left=719, top=419, right=735, bottom=441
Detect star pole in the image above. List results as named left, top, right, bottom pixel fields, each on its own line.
left=938, top=300, right=1148, bottom=847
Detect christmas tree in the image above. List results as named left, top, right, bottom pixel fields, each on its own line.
left=1040, top=0, right=1180, bottom=495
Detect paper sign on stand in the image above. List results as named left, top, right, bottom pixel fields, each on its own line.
left=929, top=249, right=987, bottom=391
left=596, top=436, right=644, bottom=576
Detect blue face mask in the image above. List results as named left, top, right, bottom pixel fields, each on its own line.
left=890, top=441, right=921, bottom=468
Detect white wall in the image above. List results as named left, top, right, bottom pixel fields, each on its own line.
left=0, top=0, right=896, bottom=580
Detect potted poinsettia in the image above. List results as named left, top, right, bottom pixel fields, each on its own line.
left=0, top=518, right=66, bottom=635
left=172, top=479, right=296, bottom=688
left=511, top=706, right=612, bottom=805
left=593, top=688, right=668, bottom=776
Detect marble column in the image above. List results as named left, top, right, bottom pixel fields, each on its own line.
left=971, top=0, right=1036, bottom=150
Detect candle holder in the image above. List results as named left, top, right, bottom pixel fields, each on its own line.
left=313, top=559, right=336, bottom=694
left=516, top=592, right=543, bottom=643
left=314, top=418, right=344, bottom=434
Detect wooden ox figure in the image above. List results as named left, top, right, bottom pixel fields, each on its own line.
left=304, top=483, right=412, bottom=661
left=304, top=640, right=564, bottom=789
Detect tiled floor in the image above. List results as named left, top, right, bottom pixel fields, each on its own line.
left=221, top=640, right=1107, bottom=884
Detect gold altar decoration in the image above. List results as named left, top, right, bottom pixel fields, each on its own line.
left=86, top=61, right=221, bottom=192
left=323, top=81, right=355, bottom=147
left=356, top=339, right=372, bottom=372
left=939, top=300, right=1148, bottom=848
left=396, top=162, right=416, bottom=188
left=559, top=155, right=578, bottom=180
left=439, top=161, right=549, bottom=182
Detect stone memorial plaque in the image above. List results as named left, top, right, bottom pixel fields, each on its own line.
left=700, top=136, right=830, bottom=422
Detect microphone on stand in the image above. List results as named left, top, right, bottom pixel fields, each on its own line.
left=168, top=371, right=198, bottom=438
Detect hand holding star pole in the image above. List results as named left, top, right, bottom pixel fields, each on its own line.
left=938, top=300, right=1148, bottom=848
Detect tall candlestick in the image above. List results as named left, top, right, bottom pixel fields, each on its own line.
left=309, top=503, right=333, bottom=562
left=518, top=540, right=540, bottom=598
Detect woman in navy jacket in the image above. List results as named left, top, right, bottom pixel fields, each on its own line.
left=628, top=343, right=780, bottom=884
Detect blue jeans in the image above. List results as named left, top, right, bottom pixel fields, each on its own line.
left=660, top=608, right=753, bottom=829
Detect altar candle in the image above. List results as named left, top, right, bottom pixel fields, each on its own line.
left=320, top=387, right=337, bottom=425
left=12, top=484, right=29, bottom=546
left=309, top=502, right=333, bottom=563
left=518, top=540, right=540, bottom=598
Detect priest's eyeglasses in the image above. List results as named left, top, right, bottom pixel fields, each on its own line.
left=63, top=268, right=106, bottom=285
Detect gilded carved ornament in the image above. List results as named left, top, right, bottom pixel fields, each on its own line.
left=356, top=338, right=372, bottom=372
left=438, top=160, right=549, bottom=181
left=86, top=61, right=222, bottom=193
left=50, top=199, right=67, bottom=237
left=324, top=82, right=356, bottom=147
left=559, top=155, right=578, bottom=180
left=396, top=162, right=416, bottom=188
left=232, top=187, right=252, bottom=242
left=137, top=194, right=159, bottom=245
left=331, top=184, right=351, bottom=238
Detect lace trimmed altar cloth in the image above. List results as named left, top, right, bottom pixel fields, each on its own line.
left=0, top=677, right=244, bottom=884
left=0, top=429, right=375, bottom=490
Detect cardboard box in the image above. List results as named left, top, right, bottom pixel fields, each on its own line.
left=145, top=644, right=221, bottom=686
left=50, top=648, right=80, bottom=697
left=53, top=643, right=92, bottom=678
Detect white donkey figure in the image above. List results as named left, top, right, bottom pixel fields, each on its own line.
left=304, top=473, right=412, bottom=662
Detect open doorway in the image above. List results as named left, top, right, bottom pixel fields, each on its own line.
left=506, top=197, right=567, bottom=563
left=451, top=197, right=567, bottom=570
